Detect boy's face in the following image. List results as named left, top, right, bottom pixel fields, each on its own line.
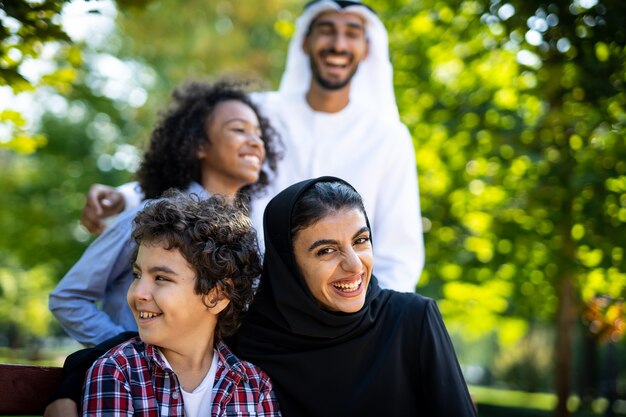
left=128, top=243, right=220, bottom=352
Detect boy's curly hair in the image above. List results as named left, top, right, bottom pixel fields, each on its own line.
left=131, top=190, right=261, bottom=338
left=136, top=80, right=281, bottom=201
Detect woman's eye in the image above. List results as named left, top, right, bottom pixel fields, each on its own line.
left=316, top=247, right=335, bottom=256
left=155, top=275, right=169, bottom=282
left=132, top=272, right=140, bottom=280
left=355, top=236, right=370, bottom=245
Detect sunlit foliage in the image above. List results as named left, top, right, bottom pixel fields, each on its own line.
left=377, top=0, right=625, bottom=412
left=374, top=0, right=625, bottom=330
left=1, top=0, right=76, bottom=153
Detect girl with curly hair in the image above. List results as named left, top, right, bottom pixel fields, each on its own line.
left=50, top=80, right=280, bottom=347
left=136, top=80, right=280, bottom=202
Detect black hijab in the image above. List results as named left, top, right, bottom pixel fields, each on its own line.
left=230, top=177, right=477, bottom=417
left=250, top=176, right=385, bottom=340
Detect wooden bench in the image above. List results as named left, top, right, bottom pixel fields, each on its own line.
left=0, top=363, right=63, bottom=416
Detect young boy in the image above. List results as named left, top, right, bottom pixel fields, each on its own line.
left=81, top=192, right=281, bottom=416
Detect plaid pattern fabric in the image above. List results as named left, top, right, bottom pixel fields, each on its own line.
left=82, top=337, right=281, bottom=416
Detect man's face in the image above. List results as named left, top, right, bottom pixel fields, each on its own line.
left=303, top=11, right=369, bottom=91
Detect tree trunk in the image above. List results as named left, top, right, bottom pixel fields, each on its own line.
left=580, top=329, right=597, bottom=411
left=555, top=274, right=576, bottom=417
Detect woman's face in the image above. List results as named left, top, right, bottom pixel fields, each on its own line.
left=197, top=100, right=266, bottom=195
left=293, top=207, right=373, bottom=313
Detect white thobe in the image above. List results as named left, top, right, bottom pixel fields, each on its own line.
left=251, top=92, right=424, bottom=292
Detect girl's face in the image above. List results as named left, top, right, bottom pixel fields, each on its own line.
left=197, top=100, right=266, bottom=195
left=292, top=208, right=373, bottom=313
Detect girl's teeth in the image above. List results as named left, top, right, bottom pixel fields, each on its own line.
left=243, top=155, right=260, bottom=163
left=139, top=312, right=160, bottom=319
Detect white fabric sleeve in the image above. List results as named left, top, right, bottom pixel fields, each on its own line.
left=370, top=123, right=424, bottom=292
left=117, top=181, right=144, bottom=211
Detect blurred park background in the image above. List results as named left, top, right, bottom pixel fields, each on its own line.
left=1, top=0, right=625, bottom=416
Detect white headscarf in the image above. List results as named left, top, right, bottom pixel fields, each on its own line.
left=278, top=0, right=400, bottom=120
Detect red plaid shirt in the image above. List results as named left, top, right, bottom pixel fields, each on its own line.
left=82, top=337, right=281, bottom=416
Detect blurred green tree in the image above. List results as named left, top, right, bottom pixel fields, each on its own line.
left=1, top=0, right=76, bottom=152
left=0, top=83, right=136, bottom=346
left=0, top=0, right=156, bottom=348
left=0, top=0, right=155, bottom=153
left=377, top=0, right=625, bottom=415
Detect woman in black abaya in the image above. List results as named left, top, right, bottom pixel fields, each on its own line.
left=230, top=176, right=477, bottom=417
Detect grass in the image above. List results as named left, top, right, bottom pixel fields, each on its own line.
left=471, top=385, right=626, bottom=416
left=471, top=385, right=557, bottom=411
